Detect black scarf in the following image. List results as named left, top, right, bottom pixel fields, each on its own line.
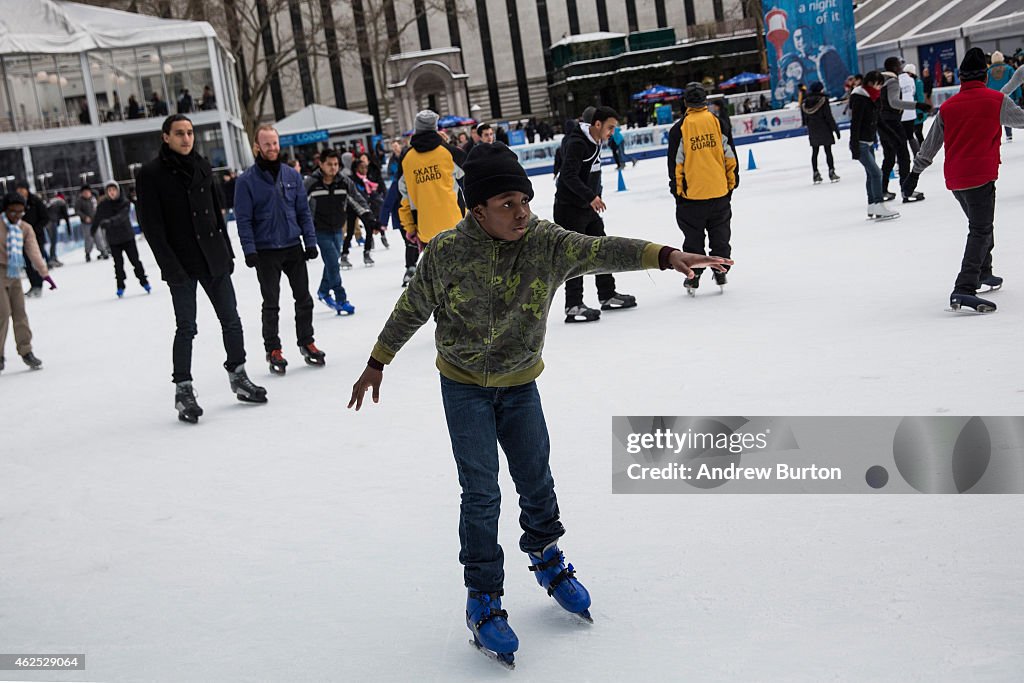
left=256, top=153, right=281, bottom=178
left=162, top=143, right=197, bottom=184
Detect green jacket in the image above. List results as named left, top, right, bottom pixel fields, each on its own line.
left=371, top=212, right=665, bottom=387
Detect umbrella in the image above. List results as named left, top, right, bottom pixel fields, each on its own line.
left=437, top=115, right=477, bottom=129
left=630, top=85, right=683, bottom=102
left=718, top=72, right=770, bottom=89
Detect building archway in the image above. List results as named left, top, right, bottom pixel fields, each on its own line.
left=387, top=48, right=469, bottom=134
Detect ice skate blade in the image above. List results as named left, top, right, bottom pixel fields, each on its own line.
left=685, top=288, right=696, bottom=297
left=303, top=357, right=326, bottom=367
left=979, top=285, right=1002, bottom=293
left=574, top=609, right=594, bottom=624
left=269, top=366, right=286, bottom=376
left=948, top=302, right=996, bottom=314
left=235, top=392, right=268, bottom=404
left=600, top=301, right=637, bottom=311
left=469, top=639, right=515, bottom=669
left=177, top=412, right=199, bottom=424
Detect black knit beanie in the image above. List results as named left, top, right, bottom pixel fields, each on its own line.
left=684, top=82, right=707, bottom=107
left=463, top=142, right=534, bottom=208
left=959, top=48, right=988, bottom=82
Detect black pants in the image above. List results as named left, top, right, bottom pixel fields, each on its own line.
left=811, top=145, right=835, bottom=173
left=399, top=227, right=419, bottom=268
left=675, top=195, right=732, bottom=276
left=110, top=240, right=149, bottom=290
left=254, top=245, right=314, bottom=352
left=951, top=182, right=996, bottom=295
left=878, top=118, right=910, bottom=194
left=902, top=120, right=920, bottom=155
left=342, top=207, right=373, bottom=255
left=552, top=202, right=617, bottom=308
left=25, top=225, right=46, bottom=289
left=168, top=273, right=246, bottom=383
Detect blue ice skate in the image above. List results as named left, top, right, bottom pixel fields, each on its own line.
left=317, top=292, right=337, bottom=310
left=333, top=299, right=355, bottom=316
left=527, top=543, right=592, bottom=622
left=466, top=588, right=518, bottom=668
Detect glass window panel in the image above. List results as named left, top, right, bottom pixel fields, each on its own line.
left=195, top=124, right=227, bottom=168
left=56, top=53, right=87, bottom=126
left=4, top=54, right=43, bottom=130
left=0, top=58, right=16, bottom=132
left=183, top=40, right=214, bottom=112
left=109, top=47, right=148, bottom=118
left=0, top=149, right=26, bottom=188
left=31, top=141, right=101, bottom=197
left=107, top=131, right=162, bottom=184
left=89, top=50, right=121, bottom=121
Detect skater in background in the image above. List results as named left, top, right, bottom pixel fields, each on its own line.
left=136, top=114, right=266, bottom=424
left=906, top=64, right=928, bottom=147
left=554, top=106, right=638, bottom=322
left=849, top=71, right=900, bottom=221
left=0, top=193, right=55, bottom=373
left=75, top=185, right=107, bottom=262
left=986, top=52, right=1020, bottom=142
left=903, top=48, right=1024, bottom=313
left=304, top=148, right=376, bottom=314
left=898, top=64, right=921, bottom=155
left=379, top=175, right=418, bottom=287
left=339, top=151, right=374, bottom=268
left=878, top=57, right=931, bottom=203
left=353, top=155, right=388, bottom=249
left=800, top=81, right=841, bottom=184
left=94, top=180, right=150, bottom=298
left=15, top=180, right=49, bottom=298
left=667, top=83, right=738, bottom=296
left=234, top=124, right=325, bottom=375
left=44, top=194, right=69, bottom=267
left=347, top=142, right=731, bottom=667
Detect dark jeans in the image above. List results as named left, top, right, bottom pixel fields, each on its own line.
left=951, top=182, right=996, bottom=295
left=675, top=195, right=732, bottom=269
left=315, top=230, right=347, bottom=302
left=857, top=142, right=883, bottom=204
left=552, top=202, right=617, bottom=308
left=254, top=245, right=315, bottom=352
left=439, top=375, right=565, bottom=592
left=811, top=145, right=834, bottom=173
left=110, top=240, right=149, bottom=290
left=168, top=273, right=246, bottom=383
left=342, top=207, right=373, bottom=255
left=878, top=118, right=910, bottom=193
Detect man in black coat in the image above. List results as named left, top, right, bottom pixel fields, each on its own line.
left=136, top=114, right=266, bottom=424
left=15, top=180, right=50, bottom=297
left=553, top=106, right=636, bottom=323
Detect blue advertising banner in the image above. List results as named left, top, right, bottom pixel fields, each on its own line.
left=764, top=1, right=857, bottom=108
left=917, top=41, right=958, bottom=88
left=278, top=129, right=329, bottom=147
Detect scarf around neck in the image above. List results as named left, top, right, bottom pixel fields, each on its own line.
left=356, top=172, right=378, bottom=196
left=4, top=214, right=25, bottom=278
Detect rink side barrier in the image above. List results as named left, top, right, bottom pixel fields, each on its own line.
left=612, top=416, right=1024, bottom=494
left=514, top=102, right=854, bottom=176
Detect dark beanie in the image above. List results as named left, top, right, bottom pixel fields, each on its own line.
left=810, top=81, right=824, bottom=94
left=3, top=192, right=26, bottom=209
left=959, top=47, right=987, bottom=82
left=463, top=142, right=534, bottom=208
left=684, top=82, right=707, bottom=107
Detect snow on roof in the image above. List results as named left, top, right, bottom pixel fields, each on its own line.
left=0, top=0, right=217, bottom=55
left=275, top=104, right=375, bottom=136
left=550, top=32, right=627, bottom=49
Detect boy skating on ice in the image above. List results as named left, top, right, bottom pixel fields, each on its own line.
left=348, top=143, right=730, bottom=667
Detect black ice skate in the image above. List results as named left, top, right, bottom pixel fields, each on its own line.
left=300, top=343, right=326, bottom=366
left=882, top=191, right=896, bottom=202
left=402, top=266, right=416, bottom=288
left=949, top=293, right=996, bottom=313
left=363, top=252, right=375, bottom=267
left=228, top=365, right=268, bottom=403
left=813, top=171, right=822, bottom=184
left=684, top=269, right=703, bottom=297
left=175, top=381, right=203, bottom=424
left=599, top=292, right=637, bottom=310
left=21, top=352, right=42, bottom=370
left=829, top=169, right=840, bottom=183
left=339, top=254, right=352, bottom=270
left=902, top=191, right=925, bottom=203
left=565, top=304, right=601, bottom=323
left=979, top=274, right=1003, bottom=292
left=267, top=349, right=288, bottom=375
left=379, top=233, right=390, bottom=249
left=713, top=269, right=728, bottom=290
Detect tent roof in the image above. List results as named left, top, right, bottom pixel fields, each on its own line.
left=855, top=0, right=1024, bottom=50
left=0, top=0, right=217, bottom=55
left=275, top=104, right=375, bottom=136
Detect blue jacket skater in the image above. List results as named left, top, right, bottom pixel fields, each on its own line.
left=234, top=163, right=316, bottom=255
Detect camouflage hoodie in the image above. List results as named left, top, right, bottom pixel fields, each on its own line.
left=370, top=212, right=665, bottom=387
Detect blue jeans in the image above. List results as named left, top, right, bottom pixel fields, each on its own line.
left=858, top=142, right=883, bottom=204
left=439, top=375, right=565, bottom=592
left=315, top=231, right=347, bottom=302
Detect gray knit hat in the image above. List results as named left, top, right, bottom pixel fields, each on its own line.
left=414, top=110, right=439, bottom=132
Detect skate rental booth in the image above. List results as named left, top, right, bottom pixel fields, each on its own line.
left=0, top=0, right=251, bottom=198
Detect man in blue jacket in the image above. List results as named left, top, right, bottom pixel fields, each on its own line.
left=234, top=124, right=325, bottom=374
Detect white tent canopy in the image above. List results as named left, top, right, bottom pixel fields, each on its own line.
left=0, top=0, right=217, bottom=55
left=274, top=104, right=375, bottom=137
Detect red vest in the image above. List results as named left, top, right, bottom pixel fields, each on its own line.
left=940, top=80, right=1004, bottom=190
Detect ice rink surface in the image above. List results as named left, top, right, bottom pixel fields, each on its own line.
left=3, top=132, right=1023, bottom=681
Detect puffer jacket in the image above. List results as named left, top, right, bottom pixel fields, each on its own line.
left=370, top=212, right=665, bottom=387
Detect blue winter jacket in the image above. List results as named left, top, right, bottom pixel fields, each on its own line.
left=234, top=163, right=316, bottom=254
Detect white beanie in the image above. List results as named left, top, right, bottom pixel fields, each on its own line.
left=903, top=63, right=917, bottom=75
left=992, top=51, right=1004, bottom=64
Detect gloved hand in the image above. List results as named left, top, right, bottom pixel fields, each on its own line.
left=305, top=246, right=318, bottom=261
left=834, top=130, right=841, bottom=140
left=245, top=253, right=259, bottom=268
left=902, top=171, right=920, bottom=196
left=850, top=144, right=860, bottom=160
left=43, top=275, right=57, bottom=290
left=915, top=102, right=932, bottom=113
left=362, top=214, right=380, bottom=232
